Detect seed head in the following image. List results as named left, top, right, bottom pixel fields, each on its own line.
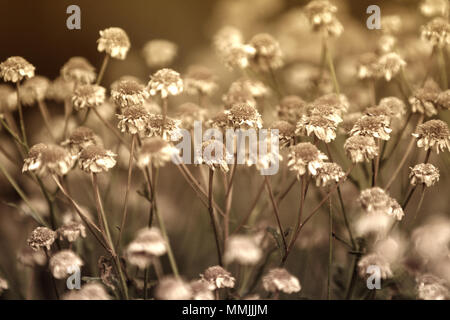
left=79, top=145, right=117, bottom=173
left=60, top=57, right=96, bottom=84
left=287, top=142, right=327, bottom=177
left=412, top=119, right=450, bottom=153
left=97, top=27, right=130, bottom=60
left=262, top=268, right=301, bottom=294
left=0, top=56, right=35, bottom=83
left=344, top=135, right=379, bottom=163
left=142, top=39, right=177, bottom=69
left=27, top=227, right=57, bottom=251
left=72, top=84, right=106, bottom=111
left=147, top=68, right=183, bottom=98
left=49, top=250, right=83, bottom=279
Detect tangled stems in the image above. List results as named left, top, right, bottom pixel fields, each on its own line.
left=208, top=168, right=223, bottom=266
left=264, top=175, right=287, bottom=254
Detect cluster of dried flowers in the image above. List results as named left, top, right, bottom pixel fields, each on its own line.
left=0, top=0, right=449, bottom=301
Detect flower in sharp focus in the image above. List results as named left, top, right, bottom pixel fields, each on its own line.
left=416, top=274, right=450, bottom=300
left=198, top=139, right=232, bottom=173
left=248, top=33, right=283, bottom=72
left=61, top=126, right=103, bottom=157
left=147, top=68, right=183, bottom=99
left=142, top=39, right=178, bottom=69
left=421, top=17, right=450, bottom=48
left=78, top=145, right=117, bottom=173
left=60, top=57, right=96, bottom=84
left=57, top=222, right=87, bottom=243
left=357, top=253, right=393, bottom=280
left=304, top=0, right=343, bottom=37
left=409, top=79, right=441, bottom=117
left=125, top=227, right=167, bottom=270
left=97, top=27, right=130, bottom=60
left=225, top=103, right=262, bottom=129
left=223, top=234, right=263, bottom=266
left=315, top=162, right=345, bottom=187
left=276, top=95, right=307, bottom=124
left=137, top=137, right=179, bottom=168
left=111, top=79, right=149, bottom=108
left=201, top=265, right=236, bottom=290
left=358, top=187, right=404, bottom=220
left=19, top=76, right=50, bottom=106
left=22, top=144, right=74, bottom=177
left=287, top=142, right=327, bottom=177
left=176, top=102, right=207, bottom=130
left=344, top=135, right=379, bottom=163
left=155, top=276, right=192, bottom=300
left=63, top=283, right=111, bottom=300
left=72, top=84, right=106, bottom=111
left=409, top=163, right=440, bottom=187
left=262, top=268, right=301, bottom=294
left=376, top=52, right=406, bottom=82
left=146, top=113, right=183, bottom=141
left=117, top=105, right=150, bottom=135
left=350, top=115, right=392, bottom=141
left=49, top=250, right=83, bottom=279
left=296, top=115, right=337, bottom=143
left=27, top=227, right=57, bottom=251
left=412, top=119, right=450, bottom=153
left=184, top=65, right=218, bottom=96
left=0, top=56, right=35, bottom=83
left=436, top=90, right=450, bottom=110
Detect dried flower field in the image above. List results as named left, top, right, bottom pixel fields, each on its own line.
left=0, top=0, right=449, bottom=300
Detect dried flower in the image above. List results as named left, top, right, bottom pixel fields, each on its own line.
left=357, top=52, right=379, bottom=80
left=304, top=0, right=343, bottom=37
left=22, top=144, right=73, bottom=177
left=277, top=95, right=307, bottom=124
left=155, top=276, right=192, bottom=300
left=201, top=265, right=236, bottom=290
left=357, top=253, right=393, bottom=279
left=377, top=97, right=406, bottom=119
left=117, top=105, right=150, bottom=135
left=46, top=77, right=74, bottom=102
left=409, top=79, right=441, bottom=117
left=416, top=274, right=450, bottom=300
left=79, top=145, right=117, bottom=173
left=344, top=135, right=379, bottom=163
left=421, top=17, right=450, bottom=48
left=350, top=115, right=392, bottom=141
left=376, top=52, right=406, bottom=81
left=63, top=283, right=111, bottom=300
left=222, top=44, right=256, bottom=70
left=248, top=33, right=283, bottom=71
left=270, top=120, right=295, bottom=145
left=287, top=142, right=327, bottom=177
left=125, top=227, right=167, bottom=269
left=358, top=187, right=404, bottom=220
left=97, top=27, right=130, bottom=60
left=222, top=84, right=257, bottom=109
left=412, top=119, right=450, bottom=153
left=57, top=222, right=87, bottom=242
left=315, top=162, right=345, bottom=187
left=184, top=65, right=218, bottom=96
left=146, top=113, right=183, bottom=141
left=436, top=89, right=450, bottom=110
left=262, top=268, right=301, bottom=294
left=142, top=39, right=178, bottom=68
left=72, top=84, right=106, bottom=111
left=0, top=56, right=35, bottom=83
left=27, top=227, right=57, bottom=251
left=49, top=250, right=83, bottom=279
left=147, top=68, right=183, bottom=98
left=225, top=103, right=262, bottom=129
left=176, top=102, right=207, bottom=130
left=197, top=139, right=232, bottom=173
left=61, top=126, right=102, bottom=156
left=19, top=76, right=50, bottom=106
left=223, top=234, right=263, bottom=265
left=137, top=137, right=179, bottom=168
left=60, top=57, right=96, bottom=84
left=409, top=163, right=440, bottom=187
left=296, top=115, right=337, bottom=143
left=111, top=79, right=149, bottom=108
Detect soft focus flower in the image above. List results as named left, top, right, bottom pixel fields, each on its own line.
left=60, top=57, right=96, bottom=84
left=304, top=0, right=343, bottom=37
left=409, top=79, right=441, bottom=117
left=46, top=77, right=74, bottom=102
left=22, top=144, right=74, bottom=177
left=412, top=119, right=450, bottom=153
left=27, top=227, right=57, bottom=251
left=409, top=163, right=440, bottom=187
left=262, top=268, right=301, bottom=294
left=155, top=276, right=192, bottom=300
left=19, top=76, right=50, bottom=106
left=344, top=135, right=379, bottom=163
left=72, top=84, right=106, bottom=111
left=248, top=33, right=283, bottom=71
left=381, top=15, right=402, bottom=35
left=412, top=217, right=450, bottom=262
left=79, top=145, right=117, bottom=173
left=49, top=250, right=83, bottom=279
left=270, top=120, right=296, bottom=145
left=57, top=222, right=86, bottom=243
left=223, top=234, right=262, bottom=265
left=222, top=83, right=257, bottom=109
left=184, top=65, right=218, bottom=96
left=97, top=27, right=130, bottom=60
left=357, top=52, right=379, bottom=80
left=420, top=0, right=449, bottom=17
left=111, top=79, right=149, bottom=108
left=416, top=274, right=450, bottom=300
left=147, top=68, right=183, bottom=98
left=137, top=137, right=179, bottom=168
left=276, top=95, right=307, bottom=124
left=125, top=227, right=167, bottom=269
left=377, top=97, right=406, bottom=119
left=0, top=56, right=35, bottom=83
left=315, top=162, right=345, bottom=187
left=176, top=102, right=207, bottom=130
left=61, top=126, right=102, bottom=157
left=63, top=283, right=111, bottom=300
left=421, top=17, right=450, bottom=48
left=201, top=265, right=236, bottom=290
left=287, top=142, right=327, bottom=177
left=197, top=139, right=232, bottom=173
left=436, top=89, right=450, bottom=110
left=0, top=277, right=8, bottom=295
left=142, top=39, right=178, bottom=68
left=358, top=187, right=404, bottom=220
left=190, top=280, right=214, bottom=300
left=357, top=253, right=393, bottom=279
left=376, top=52, right=406, bottom=81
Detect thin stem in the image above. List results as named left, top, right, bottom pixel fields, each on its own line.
left=15, top=82, right=28, bottom=146
left=96, top=54, right=110, bottom=85
left=402, top=185, right=417, bottom=211
left=44, top=249, right=60, bottom=300
left=224, top=156, right=238, bottom=242
left=161, top=97, right=168, bottom=137
left=0, top=118, right=28, bottom=149
left=37, top=100, right=55, bottom=141
left=324, top=40, right=340, bottom=95
left=327, top=195, right=333, bottom=300
left=208, top=168, right=223, bottom=266
left=437, top=46, right=448, bottom=89
left=92, top=107, right=128, bottom=146
left=411, top=184, right=426, bottom=223
left=264, top=176, right=287, bottom=254
left=233, top=179, right=266, bottom=233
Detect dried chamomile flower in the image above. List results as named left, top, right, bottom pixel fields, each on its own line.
left=155, top=276, right=192, bottom=300
left=436, top=90, right=450, bottom=109
left=225, top=103, right=262, bottom=129
left=125, top=227, right=167, bottom=269
left=27, top=227, right=57, bottom=251
left=111, top=79, right=149, bottom=108
left=49, top=250, right=83, bottom=279
left=61, top=126, right=102, bottom=156
left=184, top=65, right=218, bottom=96
left=420, top=0, right=449, bottom=18
left=46, top=77, right=74, bottom=102
left=22, top=144, right=73, bottom=177
left=357, top=253, right=393, bottom=279
left=222, top=83, right=257, bottom=109
left=19, top=76, right=50, bottom=106
left=304, top=0, right=343, bottom=37
left=63, top=283, right=111, bottom=300
left=57, top=222, right=87, bottom=243
left=0, top=277, right=8, bottom=295
left=270, top=120, right=295, bottom=145
left=137, top=137, right=179, bottom=168
left=197, top=139, right=232, bottom=173
left=209, top=111, right=231, bottom=131
left=358, top=187, right=404, bottom=220
left=296, top=115, right=337, bottom=143
left=146, top=113, right=183, bottom=141
left=376, top=52, right=406, bottom=82
left=223, top=234, right=263, bottom=266
left=410, top=163, right=440, bottom=187
left=421, top=17, right=450, bottom=48
left=201, top=265, right=236, bottom=290
left=276, top=95, right=307, bottom=124
left=117, top=105, right=150, bottom=135
left=409, top=79, right=441, bottom=117
left=248, top=33, right=283, bottom=72
left=412, top=119, right=450, bottom=153
left=0, top=56, right=35, bottom=83
left=176, top=102, right=207, bottom=130
left=416, top=274, right=450, bottom=300
left=142, top=39, right=178, bottom=69
left=350, top=115, right=392, bottom=141
left=97, top=27, right=130, bottom=60
left=79, top=145, right=117, bottom=173
left=381, top=15, right=402, bottom=35
left=357, top=52, right=379, bottom=80
left=340, top=112, right=363, bottom=135
left=287, top=142, right=327, bottom=177
left=312, top=93, right=349, bottom=115
left=72, top=84, right=106, bottom=111
left=60, top=57, right=96, bottom=84
left=315, top=162, right=345, bottom=187
left=262, top=268, right=301, bottom=294
left=344, top=135, right=379, bottom=163
left=378, top=97, right=406, bottom=119
left=147, top=68, right=183, bottom=98
left=190, top=280, right=214, bottom=300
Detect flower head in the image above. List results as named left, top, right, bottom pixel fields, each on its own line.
left=304, top=0, right=343, bottom=37
left=412, top=119, right=450, bottom=153
left=61, top=126, right=102, bottom=156
left=350, top=115, right=392, bottom=140
left=19, top=76, right=50, bottom=106
left=60, top=57, right=96, bottom=84
left=222, top=83, right=257, bottom=109
left=111, top=79, right=149, bottom=108
left=72, top=84, right=106, bottom=111
left=142, top=39, right=177, bottom=68
left=190, top=280, right=214, bottom=300
left=0, top=56, right=35, bottom=83
left=197, top=139, right=232, bottom=173
left=270, top=120, right=295, bottom=145
left=357, top=52, right=379, bottom=80
left=226, top=103, right=262, bottom=129
left=184, top=65, right=218, bottom=96
left=79, top=145, right=117, bottom=173
left=296, top=115, right=337, bottom=143
left=22, top=144, right=74, bottom=177
left=377, top=97, right=406, bottom=119
left=49, top=250, right=83, bottom=279
left=125, top=227, right=167, bottom=269
left=155, top=276, right=192, bottom=300
left=27, top=227, right=57, bottom=251
left=409, top=79, right=441, bottom=117
left=421, top=17, right=450, bottom=48
left=176, top=102, right=207, bottom=130
left=410, top=163, right=440, bottom=187
left=97, top=27, right=130, bottom=60
left=287, top=142, right=327, bottom=177
left=357, top=253, right=393, bottom=279
left=146, top=113, right=183, bottom=141
left=223, top=234, right=263, bottom=266
left=277, top=95, right=307, bottom=124
left=117, top=105, right=150, bottom=135
left=416, top=274, right=450, bottom=300
left=137, top=137, right=179, bottom=168
left=315, top=162, right=345, bottom=187
left=248, top=33, right=283, bottom=72
left=262, top=268, right=301, bottom=294
left=63, top=283, right=111, bottom=300
left=436, top=89, right=450, bottom=110
left=344, top=135, right=379, bottom=163
left=46, top=77, right=74, bottom=102
left=57, top=222, right=87, bottom=243
left=358, top=187, right=404, bottom=220
left=201, top=265, right=236, bottom=290
left=376, top=53, right=406, bottom=81
left=147, top=68, right=183, bottom=98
